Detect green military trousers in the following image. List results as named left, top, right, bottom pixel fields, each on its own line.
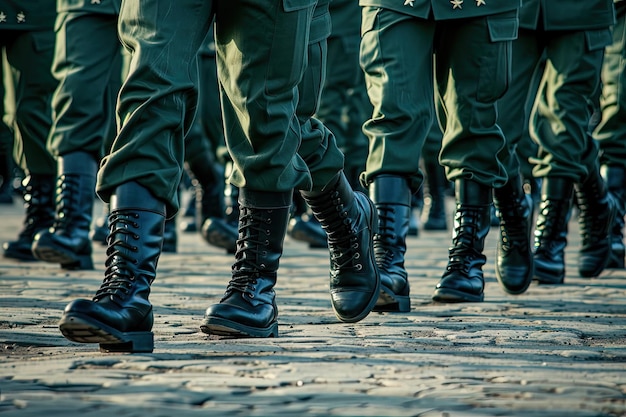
left=527, top=28, right=608, bottom=181
left=48, top=11, right=124, bottom=160
left=98, top=0, right=345, bottom=216
left=1, top=30, right=57, bottom=176
left=184, top=31, right=224, bottom=162
left=594, top=7, right=626, bottom=167
left=360, top=8, right=515, bottom=192
left=315, top=0, right=370, bottom=187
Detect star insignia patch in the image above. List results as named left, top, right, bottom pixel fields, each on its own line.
left=0, top=12, right=6, bottom=23
left=451, top=0, right=463, bottom=8
left=404, top=0, right=414, bottom=6
left=476, top=0, right=486, bottom=5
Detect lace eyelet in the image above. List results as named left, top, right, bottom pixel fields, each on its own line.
left=355, top=264, right=363, bottom=271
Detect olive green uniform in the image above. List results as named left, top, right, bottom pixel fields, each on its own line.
left=315, top=0, right=370, bottom=190
left=0, top=0, right=57, bottom=175
left=594, top=1, right=626, bottom=167
left=47, top=0, right=124, bottom=160
left=98, top=0, right=343, bottom=216
left=358, top=0, right=520, bottom=192
left=497, top=0, right=615, bottom=182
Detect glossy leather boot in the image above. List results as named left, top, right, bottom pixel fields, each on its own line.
left=575, top=167, right=617, bottom=277
left=3, top=174, right=55, bottom=261
left=58, top=182, right=166, bottom=353
left=301, top=171, right=380, bottom=323
left=201, top=189, right=292, bottom=338
left=432, top=179, right=491, bottom=303
left=493, top=176, right=533, bottom=294
left=533, top=177, right=573, bottom=284
left=370, top=175, right=411, bottom=312
left=32, top=152, right=98, bottom=269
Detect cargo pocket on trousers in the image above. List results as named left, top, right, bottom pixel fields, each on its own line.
left=477, top=14, right=518, bottom=103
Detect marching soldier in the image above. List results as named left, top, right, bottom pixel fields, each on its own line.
left=1, top=0, right=58, bottom=262
left=359, top=0, right=526, bottom=306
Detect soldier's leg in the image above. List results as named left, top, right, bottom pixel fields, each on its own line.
left=60, top=0, right=215, bottom=352
left=2, top=30, right=57, bottom=261
left=33, top=12, right=122, bottom=270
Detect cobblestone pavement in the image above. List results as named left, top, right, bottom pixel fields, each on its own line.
left=1, top=196, right=625, bottom=417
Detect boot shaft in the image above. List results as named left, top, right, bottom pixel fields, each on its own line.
left=52, top=152, right=98, bottom=235
left=19, top=173, right=56, bottom=238
left=451, top=179, right=492, bottom=254
left=97, top=182, right=167, bottom=308
left=534, top=177, right=573, bottom=249
left=369, top=175, right=411, bottom=265
left=235, top=188, right=292, bottom=277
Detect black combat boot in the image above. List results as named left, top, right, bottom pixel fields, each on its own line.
left=32, top=152, right=98, bottom=270
left=533, top=177, right=573, bottom=284
left=201, top=189, right=292, bottom=338
left=3, top=174, right=55, bottom=261
left=301, top=171, right=380, bottom=323
left=58, top=181, right=165, bottom=353
left=493, top=176, right=533, bottom=294
left=288, top=192, right=327, bottom=249
left=432, top=179, right=491, bottom=303
left=370, top=175, right=411, bottom=312
left=423, top=160, right=448, bottom=231
left=575, top=167, right=617, bottom=277
left=602, top=165, right=625, bottom=268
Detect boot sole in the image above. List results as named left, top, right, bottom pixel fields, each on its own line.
left=333, top=193, right=381, bottom=323
left=59, top=312, right=154, bottom=353
left=3, top=249, right=37, bottom=262
left=432, top=288, right=484, bottom=303
left=200, top=317, right=278, bottom=338
left=533, top=264, right=564, bottom=284
left=32, top=241, right=94, bottom=270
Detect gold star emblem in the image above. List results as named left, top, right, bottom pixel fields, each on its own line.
left=0, top=12, right=6, bottom=23
left=476, top=0, right=486, bottom=5
left=404, top=0, right=414, bottom=6
left=16, top=11, right=25, bottom=23
left=451, top=0, right=463, bottom=8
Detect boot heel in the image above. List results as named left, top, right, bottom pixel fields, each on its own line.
left=62, top=254, right=94, bottom=270
left=374, top=287, right=411, bottom=312
left=100, top=331, right=154, bottom=353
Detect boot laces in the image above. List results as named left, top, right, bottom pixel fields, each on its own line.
left=446, top=209, right=484, bottom=273
left=223, top=208, right=268, bottom=300
left=52, top=174, right=80, bottom=229
left=497, top=197, right=528, bottom=251
left=534, top=199, right=569, bottom=252
left=94, top=212, right=140, bottom=302
left=374, top=206, right=395, bottom=268
left=326, top=194, right=362, bottom=272
left=20, top=182, right=53, bottom=237
left=577, top=189, right=610, bottom=246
